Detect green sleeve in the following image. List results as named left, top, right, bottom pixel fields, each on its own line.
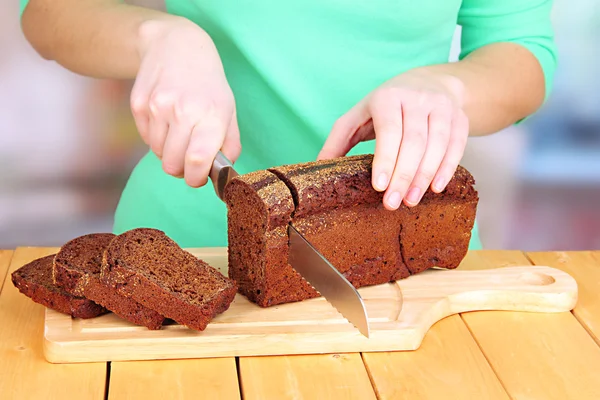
left=20, top=0, right=29, bottom=17
left=458, top=0, right=558, bottom=104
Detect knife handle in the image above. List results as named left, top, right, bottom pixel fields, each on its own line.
left=209, top=151, right=239, bottom=201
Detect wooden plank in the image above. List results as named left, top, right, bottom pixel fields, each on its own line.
left=44, top=247, right=576, bottom=363
left=460, top=250, right=600, bottom=399
left=239, top=353, right=376, bottom=400
left=0, top=250, right=13, bottom=295
left=526, top=251, right=600, bottom=345
left=0, top=247, right=106, bottom=400
left=363, top=315, right=509, bottom=400
left=109, top=358, right=240, bottom=400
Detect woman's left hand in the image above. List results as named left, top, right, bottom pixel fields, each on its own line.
left=318, top=69, right=469, bottom=211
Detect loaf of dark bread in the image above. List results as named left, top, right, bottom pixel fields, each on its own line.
left=53, top=233, right=166, bottom=330
left=224, top=154, right=478, bottom=307
left=11, top=255, right=107, bottom=318
left=101, top=228, right=238, bottom=331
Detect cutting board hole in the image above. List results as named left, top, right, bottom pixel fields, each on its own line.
left=519, top=272, right=556, bottom=286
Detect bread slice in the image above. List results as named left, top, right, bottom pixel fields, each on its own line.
left=101, top=228, right=238, bottom=331
left=11, top=254, right=107, bottom=319
left=224, top=170, right=318, bottom=307
left=224, top=153, right=479, bottom=307
left=53, top=233, right=165, bottom=330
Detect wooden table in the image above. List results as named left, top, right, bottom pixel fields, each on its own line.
left=1, top=247, right=599, bottom=399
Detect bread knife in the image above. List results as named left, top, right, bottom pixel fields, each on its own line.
left=209, top=151, right=370, bottom=338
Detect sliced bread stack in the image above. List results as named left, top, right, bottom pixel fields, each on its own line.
left=11, top=228, right=237, bottom=331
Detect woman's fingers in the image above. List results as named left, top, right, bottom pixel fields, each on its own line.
left=365, top=87, right=466, bottom=209
left=432, top=109, right=469, bottom=193
left=161, top=120, right=192, bottom=178
left=147, top=90, right=173, bottom=159
left=180, top=106, right=239, bottom=186
left=130, top=77, right=153, bottom=146
left=404, top=104, right=453, bottom=206
left=184, top=112, right=230, bottom=188
left=383, top=100, right=429, bottom=210
left=369, top=90, right=404, bottom=192
left=130, top=100, right=150, bottom=146
left=142, top=87, right=238, bottom=185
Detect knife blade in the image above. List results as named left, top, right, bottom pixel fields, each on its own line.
left=209, top=151, right=370, bottom=337
left=287, top=224, right=370, bottom=337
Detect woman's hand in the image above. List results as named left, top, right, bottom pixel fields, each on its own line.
left=131, top=18, right=240, bottom=188
left=318, top=69, right=469, bottom=210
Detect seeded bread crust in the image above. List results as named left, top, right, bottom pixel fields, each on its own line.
left=101, top=228, right=238, bottom=331
left=53, top=233, right=165, bottom=330
left=11, top=255, right=107, bottom=319
left=225, top=154, right=478, bottom=307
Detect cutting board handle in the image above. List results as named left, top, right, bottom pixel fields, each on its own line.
left=398, top=265, right=578, bottom=314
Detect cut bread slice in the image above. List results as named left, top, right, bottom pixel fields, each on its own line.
left=53, top=233, right=165, bottom=330
left=12, top=254, right=107, bottom=319
left=101, top=228, right=238, bottom=331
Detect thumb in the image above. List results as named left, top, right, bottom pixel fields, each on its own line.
left=317, top=101, right=371, bottom=160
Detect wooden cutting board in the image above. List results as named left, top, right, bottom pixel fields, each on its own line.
left=43, top=248, right=578, bottom=363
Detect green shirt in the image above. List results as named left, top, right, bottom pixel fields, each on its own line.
left=20, top=0, right=557, bottom=249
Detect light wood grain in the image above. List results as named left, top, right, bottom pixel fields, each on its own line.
left=0, top=247, right=106, bottom=400
left=240, top=353, right=376, bottom=400
left=461, top=250, right=600, bottom=400
left=527, top=251, right=600, bottom=345
left=43, top=247, right=577, bottom=363
left=363, top=315, right=509, bottom=400
left=109, top=358, right=240, bottom=400
left=0, top=250, right=13, bottom=295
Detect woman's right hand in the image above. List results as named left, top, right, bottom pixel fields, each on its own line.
left=131, top=18, right=240, bottom=188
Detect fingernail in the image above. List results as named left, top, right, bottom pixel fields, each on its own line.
left=376, top=173, right=389, bottom=191
left=387, top=192, right=402, bottom=209
left=433, top=176, right=446, bottom=192
left=406, top=187, right=421, bottom=204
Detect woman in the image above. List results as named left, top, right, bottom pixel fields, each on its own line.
left=19, top=0, right=556, bottom=249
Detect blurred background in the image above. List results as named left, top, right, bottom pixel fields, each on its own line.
left=1, top=0, right=598, bottom=250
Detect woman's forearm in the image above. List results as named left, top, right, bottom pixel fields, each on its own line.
left=415, top=42, right=547, bottom=136
left=21, top=0, right=195, bottom=79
